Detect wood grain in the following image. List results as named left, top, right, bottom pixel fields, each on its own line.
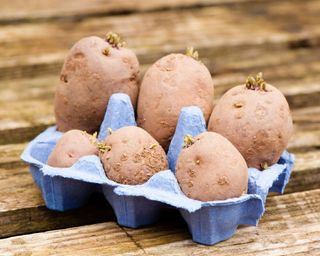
left=0, top=222, right=143, bottom=256
left=1, top=0, right=320, bottom=145
left=0, top=189, right=319, bottom=255
left=124, top=189, right=320, bottom=255
left=0, top=143, right=26, bottom=169
left=0, top=166, right=115, bottom=238
left=1, top=0, right=320, bottom=80
left=0, top=0, right=265, bottom=24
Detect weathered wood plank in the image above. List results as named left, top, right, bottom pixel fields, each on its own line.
left=292, top=106, right=320, bottom=127
left=0, top=197, right=114, bottom=240
left=0, top=0, right=266, bottom=24
left=0, top=143, right=26, bottom=169
left=281, top=150, right=320, bottom=194
left=123, top=189, right=320, bottom=255
left=0, top=189, right=319, bottom=255
left=0, top=0, right=319, bottom=80
left=0, top=166, right=41, bottom=211
left=0, top=222, right=143, bottom=256
left=288, top=129, right=320, bottom=153
left=0, top=0, right=319, bottom=145
left=141, top=224, right=320, bottom=256
left=0, top=165, right=114, bottom=238
left=0, top=146, right=319, bottom=238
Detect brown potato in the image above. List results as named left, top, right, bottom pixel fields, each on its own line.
left=208, top=73, right=293, bottom=170
left=176, top=132, right=248, bottom=201
left=137, top=49, right=214, bottom=150
left=47, top=130, right=98, bottom=168
left=54, top=32, right=140, bottom=133
left=100, top=126, right=168, bottom=185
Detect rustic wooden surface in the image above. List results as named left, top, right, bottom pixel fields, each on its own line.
left=0, top=0, right=319, bottom=255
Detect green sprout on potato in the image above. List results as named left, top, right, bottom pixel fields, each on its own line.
left=245, top=72, right=267, bottom=91
left=260, top=162, right=269, bottom=170
left=149, top=143, right=158, bottom=149
left=183, top=134, right=195, bottom=148
left=185, top=47, right=199, bottom=61
left=105, top=31, right=125, bottom=48
left=82, top=130, right=98, bottom=144
left=97, top=142, right=112, bottom=154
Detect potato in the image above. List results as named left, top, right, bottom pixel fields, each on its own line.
left=137, top=48, right=214, bottom=150
left=47, top=130, right=98, bottom=168
left=100, top=126, right=168, bottom=185
left=54, top=32, right=140, bottom=133
left=208, top=73, right=293, bottom=170
left=176, top=132, right=248, bottom=201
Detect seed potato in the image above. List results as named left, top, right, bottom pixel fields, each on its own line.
left=54, top=32, right=140, bottom=133
left=176, top=132, right=248, bottom=201
left=137, top=49, right=214, bottom=150
left=100, top=126, right=168, bottom=185
left=208, top=73, right=293, bottom=170
left=47, top=130, right=98, bottom=168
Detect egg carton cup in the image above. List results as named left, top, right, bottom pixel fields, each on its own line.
left=21, top=93, right=295, bottom=245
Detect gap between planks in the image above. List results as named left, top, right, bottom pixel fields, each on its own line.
left=0, top=0, right=281, bottom=25
left=0, top=188, right=319, bottom=255
left=0, top=0, right=320, bottom=80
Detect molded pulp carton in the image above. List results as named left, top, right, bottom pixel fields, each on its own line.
left=21, top=93, right=294, bottom=245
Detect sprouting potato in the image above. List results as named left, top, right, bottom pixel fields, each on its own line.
left=100, top=126, right=168, bottom=185
left=54, top=32, right=140, bottom=133
left=176, top=132, right=248, bottom=201
left=208, top=73, right=293, bottom=170
left=137, top=47, right=214, bottom=150
left=47, top=130, right=98, bottom=168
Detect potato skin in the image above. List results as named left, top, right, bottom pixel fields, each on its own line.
left=101, top=126, right=168, bottom=185
left=176, top=132, right=248, bottom=201
left=208, top=84, right=293, bottom=169
left=137, top=53, right=214, bottom=150
left=54, top=36, right=140, bottom=133
left=47, top=130, right=98, bottom=168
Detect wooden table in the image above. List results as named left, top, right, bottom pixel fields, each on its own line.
left=0, top=0, right=320, bottom=255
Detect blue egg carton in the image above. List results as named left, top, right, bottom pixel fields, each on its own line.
left=21, top=93, right=294, bottom=245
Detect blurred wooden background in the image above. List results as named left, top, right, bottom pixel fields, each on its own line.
left=0, top=0, right=320, bottom=255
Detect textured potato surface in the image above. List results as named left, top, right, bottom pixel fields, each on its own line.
left=208, top=84, right=293, bottom=169
left=101, top=126, right=168, bottom=185
left=176, top=132, right=248, bottom=201
left=55, top=36, right=140, bottom=133
left=137, top=53, right=214, bottom=150
left=47, top=130, right=98, bottom=168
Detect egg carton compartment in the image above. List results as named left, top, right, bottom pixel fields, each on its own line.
left=21, top=93, right=294, bottom=245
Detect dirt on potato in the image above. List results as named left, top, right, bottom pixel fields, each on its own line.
left=100, top=126, right=168, bottom=185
